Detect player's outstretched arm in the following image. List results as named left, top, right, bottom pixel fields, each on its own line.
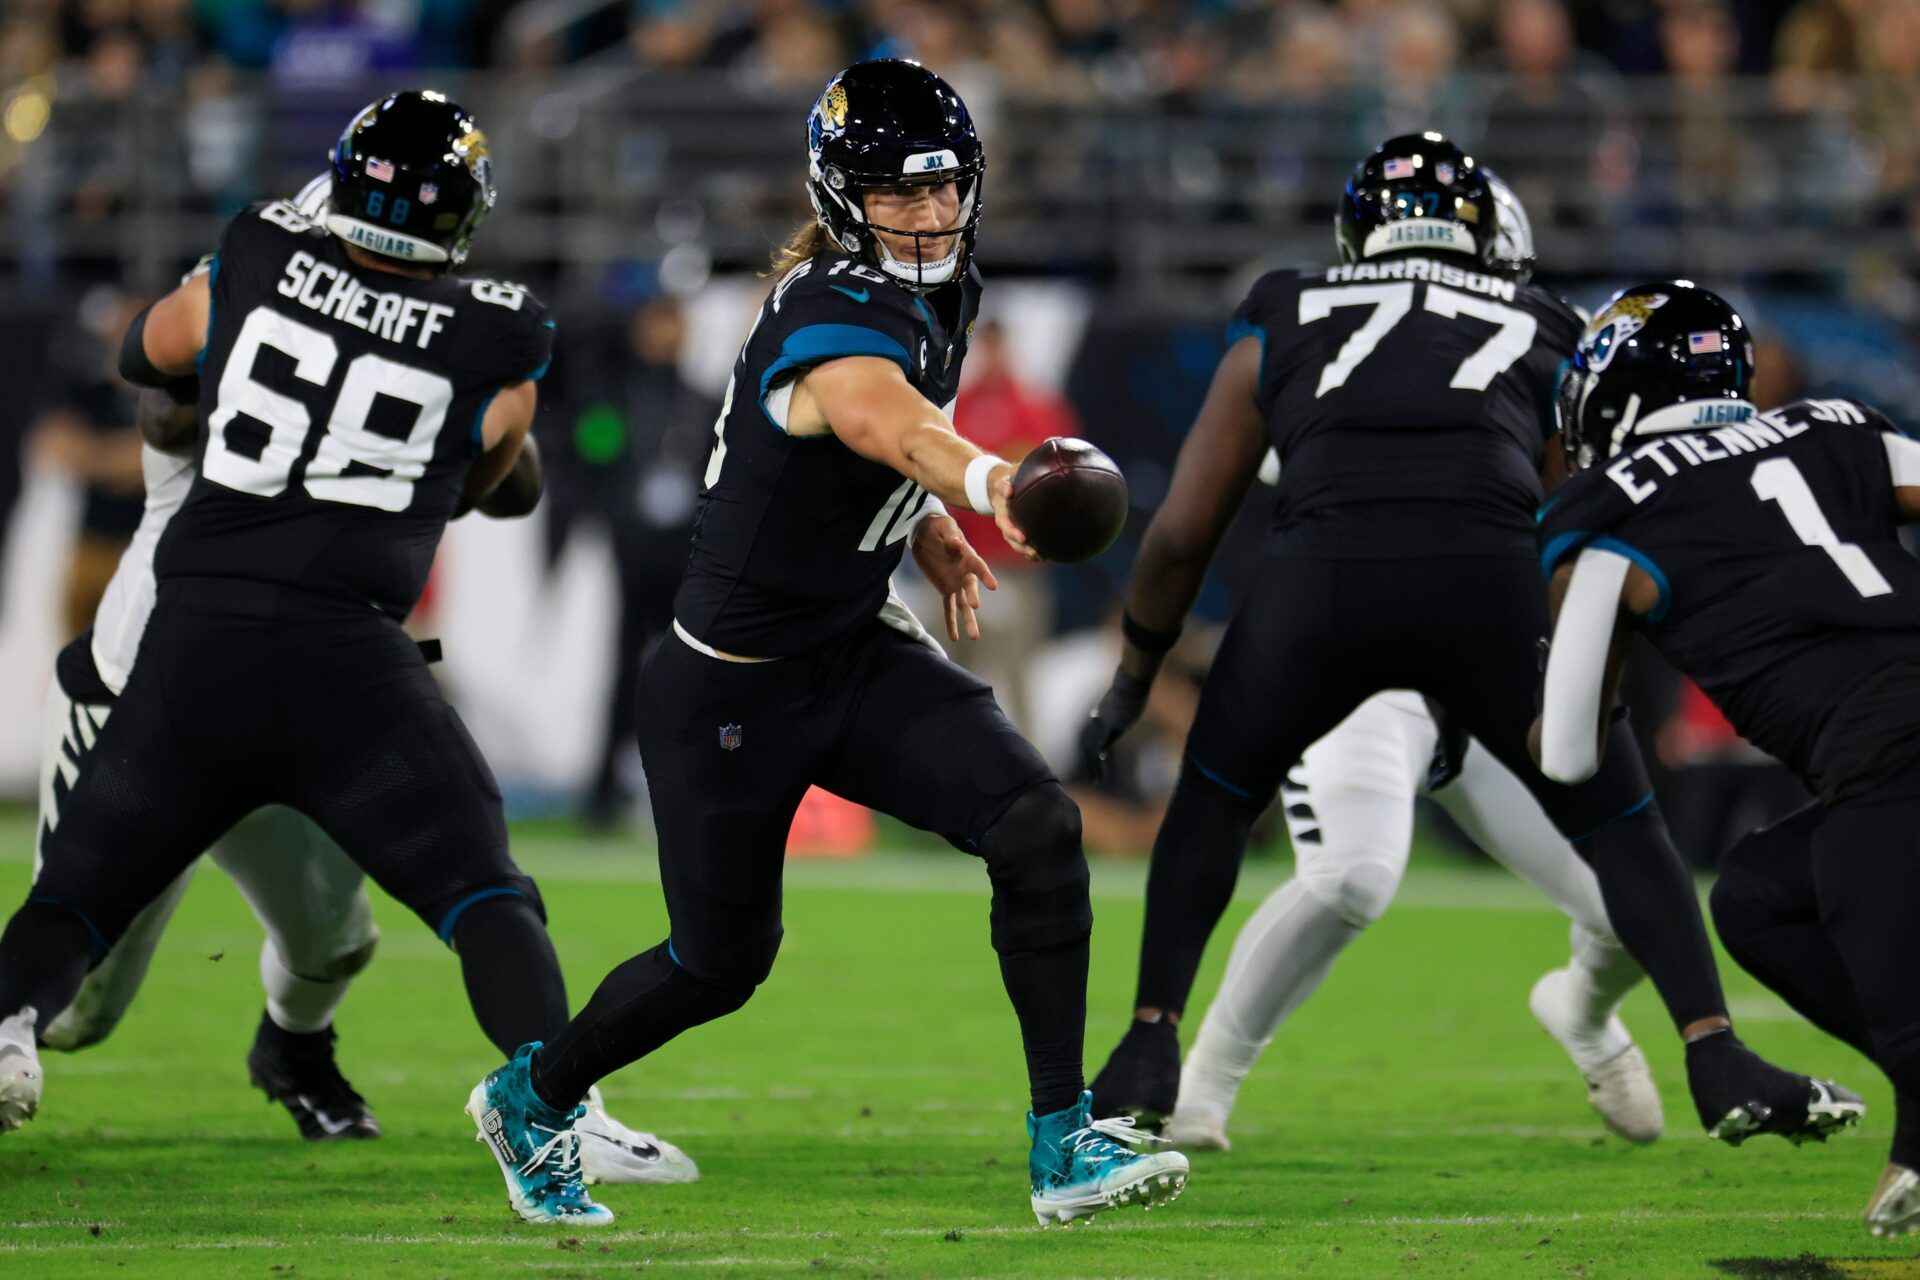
left=118, top=273, right=210, bottom=389
left=1079, top=336, right=1266, bottom=778
left=460, top=381, right=542, bottom=518
left=792, top=355, right=1037, bottom=561
left=1533, top=549, right=1643, bottom=784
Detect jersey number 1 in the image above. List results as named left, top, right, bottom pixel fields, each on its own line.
left=1750, top=457, right=1892, bottom=598
left=203, top=306, right=453, bottom=512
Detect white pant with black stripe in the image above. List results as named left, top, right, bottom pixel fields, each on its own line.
left=1181, top=689, right=1641, bottom=1106
left=32, top=676, right=377, bottom=1050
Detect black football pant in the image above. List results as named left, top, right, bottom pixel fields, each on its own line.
left=0, top=579, right=565, bottom=1056
left=1713, top=794, right=1920, bottom=1107
left=1133, top=553, right=1727, bottom=1033
left=531, top=622, right=1094, bottom=1116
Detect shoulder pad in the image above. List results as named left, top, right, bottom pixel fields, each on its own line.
left=1767, top=396, right=1904, bottom=437
left=1536, top=469, right=1633, bottom=579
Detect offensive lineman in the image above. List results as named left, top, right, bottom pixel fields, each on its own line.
left=10, top=172, right=695, bottom=1182
left=1082, top=134, right=1857, bottom=1147
left=1120, top=179, right=1656, bottom=1151
left=1540, top=283, right=1915, bottom=1233
left=0, top=92, right=657, bottom=1213
left=465, top=60, right=1189, bottom=1229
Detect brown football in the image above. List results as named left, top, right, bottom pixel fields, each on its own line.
left=1008, top=438, right=1129, bottom=564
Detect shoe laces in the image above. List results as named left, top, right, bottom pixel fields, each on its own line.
left=520, top=1116, right=588, bottom=1199
left=1063, top=1114, right=1168, bottom=1168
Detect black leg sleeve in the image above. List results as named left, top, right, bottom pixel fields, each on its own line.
left=449, top=894, right=570, bottom=1057
left=531, top=941, right=751, bottom=1111
left=0, top=902, right=96, bottom=1034
left=977, top=784, right=1093, bottom=1116
left=1574, top=799, right=1728, bottom=1034
left=1133, top=763, right=1261, bottom=1017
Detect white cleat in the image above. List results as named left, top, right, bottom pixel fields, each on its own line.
left=1163, top=1106, right=1231, bottom=1152
left=577, top=1086, right=700, bottom=1185
left=0, top=1006, right=43, bottom=1134
left=1531, top=968, right=1662, bottom=1145
left=1867, top=1164, right=1920, bottom=1238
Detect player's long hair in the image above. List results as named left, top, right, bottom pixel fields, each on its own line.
left=766, top=220, right=834, bottom=276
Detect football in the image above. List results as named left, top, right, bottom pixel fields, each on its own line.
left=1008, top=438, right=1129, bottom=563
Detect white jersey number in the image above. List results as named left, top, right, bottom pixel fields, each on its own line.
left=204, top=305, right=454, bottom=511
left=1297, top=282, right=1537, bottom=398
left=1750, top=456, right=1892, bottom=599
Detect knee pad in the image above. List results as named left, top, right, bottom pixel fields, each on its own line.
left=1297, top=856, right=1400, bottom=929
left=290, top=937, right=377, bottom=985
left=977, top=783, right=1093, bottom=955
left=434, top=876, right=546, bottom=944
left=1180, top=756, right=1273, bottom=813
left=654, top=940, right=757, bottom=1019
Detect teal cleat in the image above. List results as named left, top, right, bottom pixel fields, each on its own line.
left=1029, top=1090, right=1190, bottom=1225
left=466, top=1043, right=614, bottom=1226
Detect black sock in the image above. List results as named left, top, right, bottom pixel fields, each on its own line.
left=1574, top=803, right=1726, bottom=1033
left=450, top=896, right=569, bottom=1057
left=0, top=901, right=95, bottom=1034
left=1134, top=769, right=1256, bottom=1016
left=531, top=942, right=749, bottom=1112
left=999, top=938, right=1089, bottom=1116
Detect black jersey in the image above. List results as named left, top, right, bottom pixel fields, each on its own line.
left=156, top=200, right=554, bottom=618
left=673, top=253, right=981, bottom=656
left=1230, top=255, right=1583, bottom=559
left=1539, top=397, right=1920, bottom=789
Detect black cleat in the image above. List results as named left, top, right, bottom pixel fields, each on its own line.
left=1090, top=1019, right=1181, bottom=1126
left=1686, top=1031, right=1863, bottom=1146
left=246, top=1014, right=381, bottom=1142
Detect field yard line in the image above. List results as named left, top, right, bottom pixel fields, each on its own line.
left=0, top=1208, right=1855, bottom=1257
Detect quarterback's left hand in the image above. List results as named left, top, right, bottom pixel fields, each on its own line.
left=912, top=513, right=998, bottom=642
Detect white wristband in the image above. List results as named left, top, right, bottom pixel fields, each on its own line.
left=964, top=454, right=1006, bottom=517
left=905, top=495, right=948, bottom=534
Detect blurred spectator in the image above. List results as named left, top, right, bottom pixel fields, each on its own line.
left=1351, top=3, right=1473, bottom=143
left=943, top=319, right=1078, bottom=732
left=27, top=287, right=149, bottom=638
left=1477, top=0, right=1631, bottom=227
left=1639, top=0, right=1767, bottom=222
left=544, top=295, right=716, bottom=828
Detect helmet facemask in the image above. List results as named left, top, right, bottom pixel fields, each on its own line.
left=810, top=159, right=983, bottom=291
left=802, top=60, right=985, bottom=294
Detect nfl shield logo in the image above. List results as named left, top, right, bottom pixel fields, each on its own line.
left=1435, top=161, right=1455, bottom=185
left=719, top=724, right=742, bottom=751
left=418, top=183, right=438, bottom=205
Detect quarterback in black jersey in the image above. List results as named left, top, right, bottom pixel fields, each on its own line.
left=1537, top=284, right=1920, bottom=1232
left=1081, top=134, right=1852, bottom=1149
left=0, top=91, right=626, bottom=1223
left=467, top=60, right=1190, bottom=1229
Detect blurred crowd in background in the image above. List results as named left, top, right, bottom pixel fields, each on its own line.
left=4, top=0, right=1919, bottom=863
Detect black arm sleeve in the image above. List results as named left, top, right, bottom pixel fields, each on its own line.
left=118, top=306, right=200, bottom=401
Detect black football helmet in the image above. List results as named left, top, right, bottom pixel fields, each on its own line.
left=1557, top=282, right=1757, bottom=470
left=1337, top=133, right=1531, bottom=281
left=805, top=59, right=984, bottom=292
left=327, top=90, right=493, bottom=267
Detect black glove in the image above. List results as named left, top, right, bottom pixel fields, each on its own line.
left=1080, top=667, right=1152, bottom=783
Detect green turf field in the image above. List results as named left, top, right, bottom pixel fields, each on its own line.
left=0, top=808, right=1911, bottom=1278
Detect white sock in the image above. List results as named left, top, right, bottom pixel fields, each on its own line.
left=1568, top=921, right=1643, bottom=1030
left=261, top=940, right=352, bottom=1035
left=1177, top=879, right=1363, bottom=1121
